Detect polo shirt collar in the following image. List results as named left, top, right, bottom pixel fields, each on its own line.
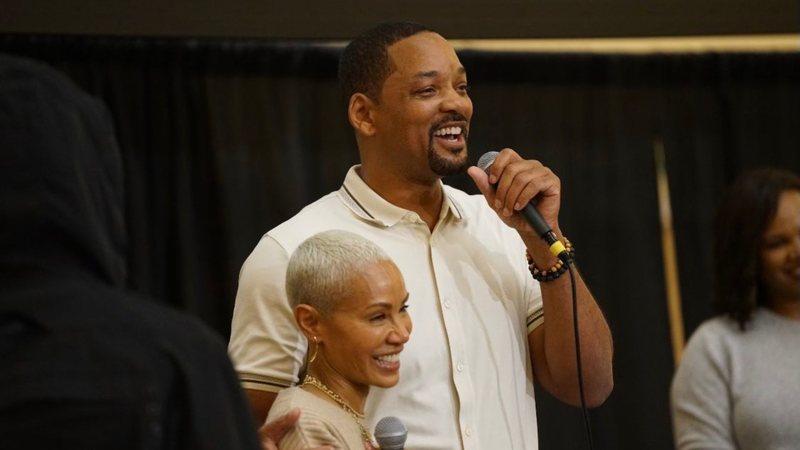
left=338, top=165, right=464, bottom=227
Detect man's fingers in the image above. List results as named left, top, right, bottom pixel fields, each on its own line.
left=260, top=408, right=301, bottom=443
left=508, top=168, right=556, bottom=212
left=495, top=163, right=544, bottom=213
left=467, top=166, right=494, bottom=202
left=490, top=149, right=529, bottom=211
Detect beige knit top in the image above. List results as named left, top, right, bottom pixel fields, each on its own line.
left=265, top=386, right=366, bottom=450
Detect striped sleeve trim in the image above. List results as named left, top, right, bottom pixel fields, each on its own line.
left=239, top=373, right=293, bottom=392
left=526, top=309, right=545, bottom=333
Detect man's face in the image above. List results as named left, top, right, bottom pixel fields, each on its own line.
left=372, top=32, right=473, bottom=178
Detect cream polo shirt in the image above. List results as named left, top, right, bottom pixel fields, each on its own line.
left=229, top=165, right=544, bottom=450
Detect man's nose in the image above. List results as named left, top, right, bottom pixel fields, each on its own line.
left=440, top=87, right=471, bottom=115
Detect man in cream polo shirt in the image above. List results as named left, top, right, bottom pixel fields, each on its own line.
left=229, top=22, right=614, bottom=449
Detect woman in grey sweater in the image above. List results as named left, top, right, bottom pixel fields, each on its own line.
left=671, top=168, right=800, bottom=450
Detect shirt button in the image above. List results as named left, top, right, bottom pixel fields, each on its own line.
left=444, top=299, right=451, bottom=309
left=465, top=427, right=473, bottom=437
left=457, top=362, right=464, bottom=372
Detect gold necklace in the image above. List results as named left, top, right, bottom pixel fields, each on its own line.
left=302, top=374, right=375, bottom=446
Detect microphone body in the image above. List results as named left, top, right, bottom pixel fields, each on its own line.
left=477, top=151, right=566, bottom=259
left=374, top=416, right=407, bottom=450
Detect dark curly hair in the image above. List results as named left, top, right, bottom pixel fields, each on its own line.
left=338, top=21, right=432, bottom=104
left=713, top=168, right=800, bottom=329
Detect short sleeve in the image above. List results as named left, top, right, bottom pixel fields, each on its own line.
left=228, top=235, right=306, bottom=392
left=670, top=322, right=736, bottom=450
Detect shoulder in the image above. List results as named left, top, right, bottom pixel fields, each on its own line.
left=272, top=387, right=347, bottom=421
left=115, top=288, right=231, bottom=359
left=675, top=315, right=744, bottom=385
left=267, top=190, right=372, bottom=255
left=239, top=191, right=350, bottom=273
left=683, top=316, right=741, bottom=358
left=269, top=388, right=361, bottom=450
left=273, top=192, right=344, bottom=228
left=4, top=280, right=229, bottom=373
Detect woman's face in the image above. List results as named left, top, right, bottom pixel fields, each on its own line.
left=318, top=260, right=412, bottom=389
left=759, top=189, right=800, bottom=314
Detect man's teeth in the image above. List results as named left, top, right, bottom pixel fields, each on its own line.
left=376, top=353, right=400, bottom=363
left=434, top=126, right=462, bottom=137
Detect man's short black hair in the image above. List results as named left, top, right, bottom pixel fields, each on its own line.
left=338, top=21, right=432, bottom=103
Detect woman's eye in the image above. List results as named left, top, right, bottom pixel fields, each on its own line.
left=764, top=237, right=787, bottom=249
left=370, top=314, right=386, bottom=321
left=400, top=303, right=410, bottom=313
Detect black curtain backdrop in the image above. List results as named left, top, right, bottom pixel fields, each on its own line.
left=2, top=35, right=799, bottom=450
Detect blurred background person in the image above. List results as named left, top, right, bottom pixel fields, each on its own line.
left=266, top=230, right=411, bottom=450
left=670, top=168, right=800, bottom=449
left=0, top=53, right=262, bottom=450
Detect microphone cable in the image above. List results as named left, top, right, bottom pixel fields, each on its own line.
left=561, top=251, right=595, bottom=450
left=477, top=150, right=596, bottom=448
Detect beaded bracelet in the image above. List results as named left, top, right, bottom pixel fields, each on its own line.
left=526, top=237, right=575, bottom=282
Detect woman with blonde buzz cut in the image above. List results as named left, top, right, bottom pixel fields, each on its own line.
left=266, top=230, right=412, bottom=450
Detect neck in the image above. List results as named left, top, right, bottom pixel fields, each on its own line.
left=304, top=367, right=369, bottom=415
left=766, top=297, right=800, bottom=320
left=358, top=164, right=443, bottom=230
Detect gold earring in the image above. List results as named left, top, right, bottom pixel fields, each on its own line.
left=309, top=336, right=319, bottom=364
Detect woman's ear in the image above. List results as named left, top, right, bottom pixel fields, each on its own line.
left=348, top=93, right=377, bottom=137
left=295, top=304, right=322, bottom=339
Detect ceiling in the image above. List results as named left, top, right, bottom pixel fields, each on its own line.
left=2, top=0, right=798, bottom=40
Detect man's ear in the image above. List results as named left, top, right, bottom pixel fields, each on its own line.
left=348, top=93, right=377, bottom=137
left=295, top=304, right=323, bottom=338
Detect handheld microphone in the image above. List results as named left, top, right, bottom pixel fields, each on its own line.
left=477, top=151, right=567, bottom=260
left=374, top=416, right=407, bottom=450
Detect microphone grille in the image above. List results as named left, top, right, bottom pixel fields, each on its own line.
left=374, top=416, right=407, bottom=450
left=477, top=151, right=499, bottom=172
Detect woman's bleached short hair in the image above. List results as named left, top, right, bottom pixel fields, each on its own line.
left=285, top=230, right=393, bottom=314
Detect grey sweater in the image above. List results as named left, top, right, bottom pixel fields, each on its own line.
left=671, top=308, right=800, bottom=449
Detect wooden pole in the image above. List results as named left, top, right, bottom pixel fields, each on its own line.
left=654, top=138, right=686, bottom=367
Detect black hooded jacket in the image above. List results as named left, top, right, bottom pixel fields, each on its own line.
left=0, top=54, right=261, bottom=450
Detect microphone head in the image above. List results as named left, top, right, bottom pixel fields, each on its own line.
left=477, top=151, right=499, bottom=172
left=374, top=416, right=407, bottom=450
